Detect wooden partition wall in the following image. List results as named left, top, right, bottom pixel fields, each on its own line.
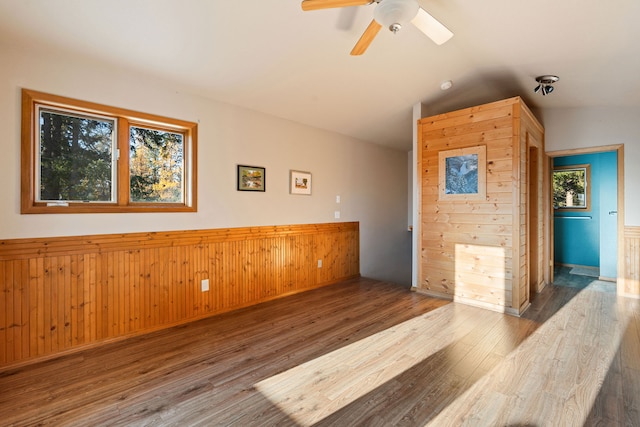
left=0, top=222, right=359, bottom=368
left=417, top=97, right=545, bottom=315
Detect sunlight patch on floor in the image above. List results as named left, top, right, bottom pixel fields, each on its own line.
left=427, top=282, right=636, bottom=426
left=254, top=303, right=482, bottom=426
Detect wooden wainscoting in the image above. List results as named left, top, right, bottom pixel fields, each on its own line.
left=0, top=222, right=360, bottom=368
left=623, top=226, right=640, bottom=297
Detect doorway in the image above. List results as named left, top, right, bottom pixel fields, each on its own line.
left=528, top=144, right=540, bottom=301
left=547, top=145, right=624, bottom=291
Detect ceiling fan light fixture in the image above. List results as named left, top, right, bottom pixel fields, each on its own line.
left=301, top=0, right=453, bottom=55
left=374, top=0, right=419, bottom=33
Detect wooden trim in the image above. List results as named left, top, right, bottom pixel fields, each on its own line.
left=625, top=227, right=640, bottom=239
left=525, top=138, right=534, bottom=297
left=20, top=89, right=36, bottom=214
left=617, top=146, right=625, bottom=295
left=416, top=120, right=424, bottom=290
left=117, top=117, right=130, bottom=206
left=419, top=96, right=520, bottom=125
left=547, top=144, right=623, bottom=157
left=0, top=223, right=358, bottom=259
left=511, top=103, right=521, bottom=310
left=0, top=222, right=360, bottom=367
left=624, top=226, right=640, bottom=239
left=545, top=155, right=553, bottom=284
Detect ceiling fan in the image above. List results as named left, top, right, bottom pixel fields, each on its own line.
left=301, top=0, right=453, bottom=55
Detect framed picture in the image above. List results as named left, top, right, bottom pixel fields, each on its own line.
left=237, top=165, right=265, bottom=192
left=289, top=170, right=312, bottom=195
left=438, top=146, right=486, bottom=201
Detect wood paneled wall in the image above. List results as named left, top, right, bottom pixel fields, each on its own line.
left=0, top=222, right=359, bottom=368
left=417, top=97, right=545, bottom=315
left=623, top=226, right=640, bottom=297
left=516, top=106, right=547, bottom=311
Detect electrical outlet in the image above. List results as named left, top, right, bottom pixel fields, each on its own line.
left=334, top=211, right=341, bottom=219
left=201, top=279, right=209, bottom=292
left=336, top=195, right=341, bottom=203
left=318, top=259, right=322, bottom=268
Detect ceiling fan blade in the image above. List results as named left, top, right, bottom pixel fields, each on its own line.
left=301, top=0, right=372, bottom=11
left=411, top=7, right=453, bottom=45
left=350, top=19, right=382, bottom=55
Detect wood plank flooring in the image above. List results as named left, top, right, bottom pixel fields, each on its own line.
left=0, top=273, right=638, bottom=426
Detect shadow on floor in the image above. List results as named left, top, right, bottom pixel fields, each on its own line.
left=552, top=265, right=616, bottom=293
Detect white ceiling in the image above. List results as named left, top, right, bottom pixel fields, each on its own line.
left=1, top=0, right=639, bottom=151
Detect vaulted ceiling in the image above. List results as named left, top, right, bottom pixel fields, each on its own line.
left=2, top=0, right=639, bottom=150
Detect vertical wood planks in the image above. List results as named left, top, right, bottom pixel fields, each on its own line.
left=0, top=261, right=7, bottom=364
left=0, top=222, right=359, bottom=368
left=418, top=97, right=545, bottom=315
left=624, top=227, right=640, bottom=296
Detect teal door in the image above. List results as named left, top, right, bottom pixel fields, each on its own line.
left=599, top=151, right=618, bottom=279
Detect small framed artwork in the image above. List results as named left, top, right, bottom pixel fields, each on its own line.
left=290, top=170, right=312, bottom=195
left=438, top=146, right=486, bottom=201
left=237, top=165, right=265, bottom=192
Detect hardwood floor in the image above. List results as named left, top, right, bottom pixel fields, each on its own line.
left=0, top=274, right=638, bottom=426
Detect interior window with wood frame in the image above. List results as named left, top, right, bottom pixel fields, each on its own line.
left=21, top=89, right=197, bottom=213
left=552, top=164, right=590, bottom=211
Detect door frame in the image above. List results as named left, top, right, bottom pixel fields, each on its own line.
left=546, top=144, right=624, bottom=293
left=527, top=143, right=541, bottom=299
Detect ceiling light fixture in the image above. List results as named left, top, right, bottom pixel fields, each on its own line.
left=373, top=0, right=419, bottom=33
left=534, top=75, right=559, bottom=96
left=440, top=80, right=453, bottom=91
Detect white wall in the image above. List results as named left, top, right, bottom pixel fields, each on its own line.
left=0, top=45, right=411, bottom=286
left=541, top=106, right=640, bottom=226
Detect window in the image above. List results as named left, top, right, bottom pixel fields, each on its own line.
left=21, top=89, right=197, bottom=213
left=552, top=164, right=590, bottom=211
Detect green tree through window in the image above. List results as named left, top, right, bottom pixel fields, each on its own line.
left=130, top=127, right=184, bottom=203
left=553, top=165, right=589, bottom=209
left=22, top=89, right=197, bottom=213
left=39, top=109, right=114, bottom=202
